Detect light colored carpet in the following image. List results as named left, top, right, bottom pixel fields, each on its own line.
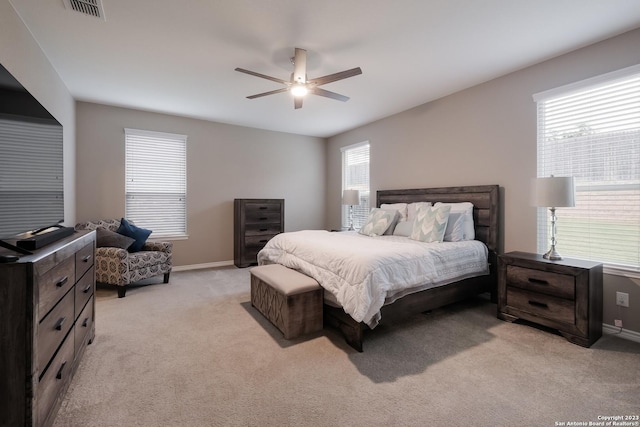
left=53, top=267, right=640, bottom=427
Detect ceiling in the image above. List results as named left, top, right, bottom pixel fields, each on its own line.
left=7, top=0, right=640, bottom=138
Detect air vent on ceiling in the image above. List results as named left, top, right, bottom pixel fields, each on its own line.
left=63, top=0, right=106, bottom=20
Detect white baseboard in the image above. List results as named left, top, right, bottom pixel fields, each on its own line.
left=172, top=260, right=235, bottom=272
left=602, top=323, right=640, bottom=343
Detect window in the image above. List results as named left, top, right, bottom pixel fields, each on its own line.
left=534, top=65, right=640, bottom=273
left=125, top=128, right=187, bottom=238
left=341, top=142, right=370, bottom=229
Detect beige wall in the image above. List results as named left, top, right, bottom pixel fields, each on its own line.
left=0, top=1, right=76, bottom=226
left=75, top=102, right=325, bottom=267
left=326, top=28, right=640, bottom=334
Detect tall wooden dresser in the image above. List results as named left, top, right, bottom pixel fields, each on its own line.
left=0, top=230, right=96, bottom=427
left=234, top=199, right=284, bottom=268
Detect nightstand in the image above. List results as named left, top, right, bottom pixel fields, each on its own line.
left=497, top=251, right=603, bottom=347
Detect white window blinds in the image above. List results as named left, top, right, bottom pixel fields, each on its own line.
left=341, top=142, right=370, bottom=229
left=124, top=128, right=187, bottom=238
left=534, top=65, right=640, bottom=271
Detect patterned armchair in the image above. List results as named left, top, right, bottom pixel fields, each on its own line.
left=75, top=219, right=173, bottom=298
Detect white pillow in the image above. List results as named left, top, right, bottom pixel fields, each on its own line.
left=434, top=202, right=475, bottom=241
left=358, top=208, right=398, bottom=236
left=407, top=202, right=432, bottom=221
left=409, top=205, right=451, bottom=243
left=380, top=203, right=408, bottom=221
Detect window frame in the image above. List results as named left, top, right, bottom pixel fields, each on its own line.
left=341, top=141, right=370, bottom=230
left=124, top=128, right=188, bottom=240
left=533, top=64, right=640, bottom=278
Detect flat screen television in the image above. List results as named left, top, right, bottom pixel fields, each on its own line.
left=0, top=63, right=65, bottom=253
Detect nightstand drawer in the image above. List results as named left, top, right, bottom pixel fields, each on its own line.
left=506, top=287, right=575, bottom=325
left=506, top=265, right=575, bottom=300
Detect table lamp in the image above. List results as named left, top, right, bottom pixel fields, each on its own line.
left=534, top=175, right=575, bottom=260
left=342, top=189, right=360, bottom=231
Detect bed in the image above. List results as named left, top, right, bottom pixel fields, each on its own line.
left=258, top=185, right=500, bottom=351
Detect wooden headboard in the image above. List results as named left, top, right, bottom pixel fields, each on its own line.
left=377, top=185, right=500, bottom=254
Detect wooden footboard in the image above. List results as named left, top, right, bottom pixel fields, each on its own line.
left=324, top=271, right=495, bottom=352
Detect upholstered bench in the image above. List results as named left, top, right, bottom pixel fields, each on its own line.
left=250, top=264, right=323, bottom=339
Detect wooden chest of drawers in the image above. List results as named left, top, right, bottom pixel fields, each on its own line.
left=497, top=251, right=603, bottom=347
left=0, top=230, right=96, bottom=427
left=234, top=199, right=284, bottom=268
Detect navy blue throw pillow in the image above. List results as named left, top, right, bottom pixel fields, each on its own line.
left=117, top=218, right=152, bottom=252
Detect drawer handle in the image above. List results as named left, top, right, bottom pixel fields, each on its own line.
left=83, top=284, right=92, bottom=293
left=528, top=300, right=549, bottom=309
left=56, top=361, right=67, bottom=380
left=259, top=239, right=268, bottom=243
left=56, top=276, right=69, bottom=288
left=259, top=228, right=268, bottom=232
left=82, top=317, right=89, bottom=328
left=259, top=217, right=268, bottom=221
left=82, top=255, right=92, bottom=263
left=54, top=317, right=67, bottom=331
left=259, top=206, right=268, bottom=210
left=528, top=278, right=549, bottom=285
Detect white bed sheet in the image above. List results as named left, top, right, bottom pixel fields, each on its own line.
left=257, top=230, right=489, bottom=328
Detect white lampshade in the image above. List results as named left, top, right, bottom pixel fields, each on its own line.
left=533, top=176, right=576, bottom=208
left=342, top=189, right=360, bottom=206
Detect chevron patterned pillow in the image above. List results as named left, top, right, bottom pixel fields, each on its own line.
left=409, top=204, right=452, bottom=243
left=358, top=208, right=398, bottom=236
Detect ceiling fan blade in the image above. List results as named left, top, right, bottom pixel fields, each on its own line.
left=308, top=67, right=362, bottom=86
left=246, top=87, right=289, bottom=99
left=235, top=68, right=289, bottom=85
left=292, top=48, right=307, bottom=85
left=294, top=96, right=303, bottom=109
left=311, top=87, right=350, bottom=102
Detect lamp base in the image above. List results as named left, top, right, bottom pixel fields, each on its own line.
left=543, top=247, right=563, bottom=261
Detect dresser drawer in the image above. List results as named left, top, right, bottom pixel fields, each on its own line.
left=38, top=255, right=75, bottom=318
left=245, top=210, right=282, bottom=224
left=244, top=223, right=282, bottom=236
left=36, top=329, right=75, bottom=426
left=245, top=234, right=277, bottom=248
left=245, top=201, right=282, bottom=214
left=38, top=289, right=75, bottom=372
left=75, top=242, right=95, bottom=279
left=75, top=295, right=94, bottom=357
left=506, top=265, right=575, bottom=300
left=506, top=287, right=575, bottom=325
left=75, top=265, right=95, bottom=316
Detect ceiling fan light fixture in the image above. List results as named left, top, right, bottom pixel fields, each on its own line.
left=290, top=84, right=308, bottom=97
left=235, top=47, right=362, bottom=108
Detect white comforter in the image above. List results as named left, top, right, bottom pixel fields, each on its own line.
left=257, top=230, right=489, bottom=328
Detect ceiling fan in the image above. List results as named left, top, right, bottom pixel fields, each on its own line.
left=235, top=48, right=362, bottom=109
